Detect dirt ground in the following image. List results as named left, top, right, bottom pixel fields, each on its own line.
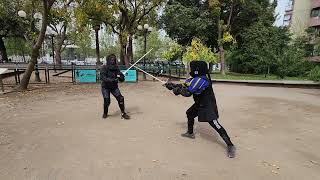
left=0, top=81, right=319, bottom=180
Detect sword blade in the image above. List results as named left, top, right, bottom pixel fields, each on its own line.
left=123, top=48, right=153, bottom=74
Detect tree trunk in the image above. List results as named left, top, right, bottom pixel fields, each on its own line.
left=120, top=40, right=125, bottom=65
left=216, top=1, right=233, bottom=76
left=127, top=35, right=133, bottom=63
left=219, top=46, right=225, bottom=75
left=54, top=24, right=67, bottom=67
left=94, top=25, right=101, bottom=65
left=18, top=0, right=50, bottom=90
left=119, top=34, right=129, bottom=67
left=0, top=37, right=8, bottom=63
left=218, top=20, right=226, bottom=75
left=227, top=1, right=234, bottom=27
left=54, top=45, right=62, bottom=66
left=34, top=61, right=41, bottom=82
left=123, top=44, right=129, bottom=67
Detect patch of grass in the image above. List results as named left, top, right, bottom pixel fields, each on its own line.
left=210, top=72, right=310, bottom=81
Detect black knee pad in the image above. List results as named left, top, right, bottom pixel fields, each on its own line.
left=117, top=96, right=124, bottom=104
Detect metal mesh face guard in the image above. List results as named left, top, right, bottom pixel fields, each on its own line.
left=106, top=54, right=118, bottom=69
left=190, top=61, right=209, bottom=77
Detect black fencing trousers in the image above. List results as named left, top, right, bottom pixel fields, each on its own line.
left=186, top=104, right=233, bottom=146
left=101, top=87, right=125, bottom=115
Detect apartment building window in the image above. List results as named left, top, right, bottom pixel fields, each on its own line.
left=311, top=8, right=320, bottom=17
left=283, top=14, right=291, bottom=27
left=284, top=14, right=291, bottom=21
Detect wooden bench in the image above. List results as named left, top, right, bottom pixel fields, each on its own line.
left=0, top=68, right=8, bottom=92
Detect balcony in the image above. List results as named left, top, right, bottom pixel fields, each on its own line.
left=309, top=56, right=320, bottom=63
left=285, top=10, right=293, bottom=16
left=309, top=17, right=320, bottom=27
left=312, top=0, right=320, bottom=9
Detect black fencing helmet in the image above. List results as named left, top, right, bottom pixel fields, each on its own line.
left=107, top=54, right=117, bottom=66
left=106, top=54, right=118, bottom=70
left=190, top=61, right=209, bottom=77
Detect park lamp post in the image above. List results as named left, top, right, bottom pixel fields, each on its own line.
left=137, top=24, right=152, bottom=80
left=47, top=31, right=56, bottom=72
left=18, top=10, right=43, bottom=80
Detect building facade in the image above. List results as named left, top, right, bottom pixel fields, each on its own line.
left=284, top=0, right=320, bottom=62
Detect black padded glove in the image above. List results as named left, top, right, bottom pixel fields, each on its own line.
left=117, top=73, right=125, bottom=82
left=165, top=82, right=175, bottom=90
left=173, top=87, right=181, bottom=95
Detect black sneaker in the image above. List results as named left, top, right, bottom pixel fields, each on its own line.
left=227, top=145, right=236, bottom=158
left=121, top=113, right=130, bottom=120
left=102, top=114, right=108, bottom=119
left=181, top=132, right=195, bottom=139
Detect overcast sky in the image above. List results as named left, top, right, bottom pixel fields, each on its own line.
left=275, top=0, right=288, bottom=27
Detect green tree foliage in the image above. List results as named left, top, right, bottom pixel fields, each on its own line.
left=76, top=0, right=164, bottom=65
left=68, top=25, right=94, bottom=58
left=0, top=0, right=28, bottom=62
left=162, top=41, right=183, bottom=62
left=134, top=29, right=176, bottom=61
left=100, top=31, right=120, bottom=58
left=208, top=0, right=243, bottom=75
left=4, top=37, right=31, bottom=57
left=161, top=0, right=215, bottom=47
left=48, top=0, right=75, bottom=65
left=0, top=0, right=27, bottom=37
left=228, top=19, right=313, bottom=79
left=276, top=37, right=313, bottom=78
left=227, top=19, right=290, bottom=75
left=161, top=0, right=274, bottom=49
left=161, top=0, right=276, bottom=74
left=183, top=38, right=217, bottom=64
left=309, top=66, right=320, bottom=81
left=18, top=0, right=57, bottom=90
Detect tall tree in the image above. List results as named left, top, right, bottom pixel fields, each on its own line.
left=69, top=25, right=95, bottom=59
left=76, top=0, right=164, bottom=66
left=161, top=0, right=215, bottom=47
left=93, top=23, right=102, bottom=64
left=75, top=0, right=111, bottom=64
left=18, top=0, right=56, bottom=90
left=100, top=30, right=120, bottom=58
left=228, top=19, right=290, bottom=75
left=161, top=0, right=274, bottom=73
left=208, top=0, right=242, bottom=75
left=48, top=0, right=74, bottom=66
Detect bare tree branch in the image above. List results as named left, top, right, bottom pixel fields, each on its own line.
left=49, top=24, right=59, bottom=33
left=136, top=4, right=158, bottom=25
left=129, top=0, right=134, bottom=10
left=66, top=0, right=74, bottom=6
left=48, top=0, right=56, bottom=8
left=100, top=18, right=119, bottom=34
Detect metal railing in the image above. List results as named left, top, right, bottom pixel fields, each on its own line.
left=0, top=62, right=187, bottom=85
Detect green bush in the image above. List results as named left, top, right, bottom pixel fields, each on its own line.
left=309, top=66, right=320, bottom=81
